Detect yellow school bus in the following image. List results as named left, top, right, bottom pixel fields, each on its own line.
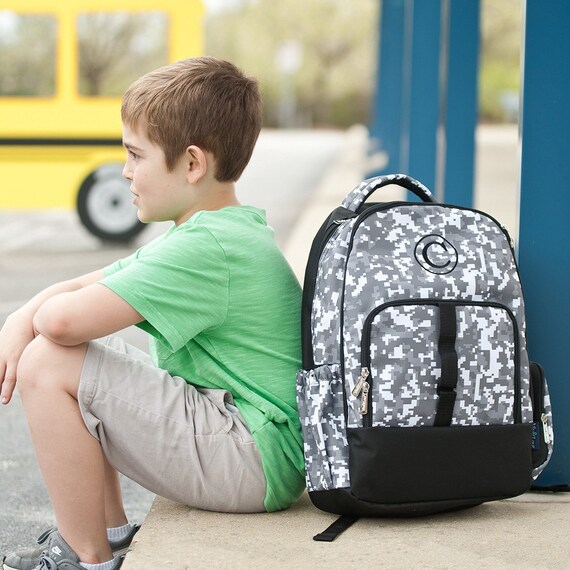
left=0, top=0, right=203, bottom=241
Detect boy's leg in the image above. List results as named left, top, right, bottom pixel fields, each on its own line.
left=77, top=336, right=267, bottom=514
left=103, top=457, right=129, bottom=529
left=17, top=335, right=116, bottom=564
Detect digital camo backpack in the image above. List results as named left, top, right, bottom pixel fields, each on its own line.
left=296, top=174, right=554, bottom=541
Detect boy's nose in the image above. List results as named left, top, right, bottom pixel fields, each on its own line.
left=122, top=163, right=132, bottom=181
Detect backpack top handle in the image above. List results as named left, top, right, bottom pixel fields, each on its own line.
left=341, top=173, right=436, bottom=212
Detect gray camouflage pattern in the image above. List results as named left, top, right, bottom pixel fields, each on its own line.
left=296, top=364, right=349, bottom=491
left=312, top=221, right=355, bottom=365
left=342, top=206, right=531, bottom=424
left=366, top=304, right=516, bottom=427
left=297, top=175, right=553, bottom=492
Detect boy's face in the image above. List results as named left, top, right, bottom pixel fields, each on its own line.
left=121, top=123, right=196, bottom=225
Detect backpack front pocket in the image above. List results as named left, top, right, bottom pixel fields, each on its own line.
left=353, top=300, right=520, bottom=428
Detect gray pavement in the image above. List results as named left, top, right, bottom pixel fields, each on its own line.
left=0, top=129, right=344, bottom=555
left=123, top=124, right=570, bottom=570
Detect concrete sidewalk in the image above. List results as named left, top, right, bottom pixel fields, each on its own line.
left=122, top=125, right=570, bottom=570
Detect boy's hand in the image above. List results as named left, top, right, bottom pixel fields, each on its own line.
left=0, top=269, right=109, bottom=405
left=0, top=311, right=35, bottom=405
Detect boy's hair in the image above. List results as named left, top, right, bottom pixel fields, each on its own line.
left=121, top=56, right=262, bottom=182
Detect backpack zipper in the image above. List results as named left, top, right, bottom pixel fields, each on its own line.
left=351, top=367, right=370, bottom=415
left=530, top=362, right=550, bottom=446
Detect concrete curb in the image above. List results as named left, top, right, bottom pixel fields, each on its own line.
left=123, top=492, right=570, bottom=569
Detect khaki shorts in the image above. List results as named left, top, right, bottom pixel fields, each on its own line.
left=77, top=336, right=267, bottom=513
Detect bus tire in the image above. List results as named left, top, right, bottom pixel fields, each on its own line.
left=77, top=164, right=145, bottom=243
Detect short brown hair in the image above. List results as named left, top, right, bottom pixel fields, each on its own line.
left=121, top=57, right=262, bottom=182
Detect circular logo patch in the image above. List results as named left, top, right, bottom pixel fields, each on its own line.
left=414, top=234, right=458, bottom=275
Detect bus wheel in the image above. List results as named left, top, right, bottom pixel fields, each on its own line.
left=77, top=164, right=144, bottom=243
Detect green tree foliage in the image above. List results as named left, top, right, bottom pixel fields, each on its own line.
left=207, top=0, right=523, bottom=127
left=78, top=12, right=168, bottom=96
left=205, top=0, right=379, bottom=128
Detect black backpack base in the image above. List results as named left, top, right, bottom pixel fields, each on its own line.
left=310, top=421, right=532, bottom=519
left=310, top=488, right=485, bottom=519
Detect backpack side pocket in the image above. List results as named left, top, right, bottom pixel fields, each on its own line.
left=296, top=364, right=349, bottom=491
left=529, top=361, right=554, bottom=478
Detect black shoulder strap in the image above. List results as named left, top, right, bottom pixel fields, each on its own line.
left=301, top=206, right=355, bottom=370
left=313, top=515, right=358, bottom=542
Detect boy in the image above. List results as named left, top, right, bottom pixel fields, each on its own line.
left=0, top=57, right=305, bottom=570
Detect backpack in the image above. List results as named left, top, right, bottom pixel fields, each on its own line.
left=296, top=173, right=554, bottom=541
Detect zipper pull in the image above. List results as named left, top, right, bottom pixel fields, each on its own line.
left=541, top=414, right=550, bottom=444
left=352, top=367, right=369, bottom=397
left=359, top=381, right=370, bottom=415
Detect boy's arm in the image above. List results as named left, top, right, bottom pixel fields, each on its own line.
left=33, top=283, right=143, bottom=346
left=0, top=270, right=143, bottom=405
left=0, top=269, right=107, bottom=404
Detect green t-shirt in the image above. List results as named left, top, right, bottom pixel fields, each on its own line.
left=101, top=206, right=305, bottom=512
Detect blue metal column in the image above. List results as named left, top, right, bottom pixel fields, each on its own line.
left=369, top=0, right=441, bottom=189
left=407, top=0, right=441, bottom=191
left=369, top=0, right=479, bottom=205
left=369, top=0, right=408, bottom=175
left=439, top=0, right=479, bottom=206
left=518, top=0, right=570, bottom=484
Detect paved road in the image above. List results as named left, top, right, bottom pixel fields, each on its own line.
left=0, top=129, right=344, bottom=553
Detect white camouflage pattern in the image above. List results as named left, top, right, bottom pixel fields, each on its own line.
left=366, top=304, right=517, bottom=427
left=295, top=364, right=349, bottom=491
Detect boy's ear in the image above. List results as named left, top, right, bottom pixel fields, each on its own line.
left=185, top=145, right=208, bottom=183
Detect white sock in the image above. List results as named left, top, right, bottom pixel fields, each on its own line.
left=106, top=523, right=133, bottom=542
left=79, top=559, right=116, bottom=570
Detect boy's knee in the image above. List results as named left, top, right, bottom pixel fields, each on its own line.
left=17, top=336, right=55, bottom=395
left=17, top=336, right=88, bottom=400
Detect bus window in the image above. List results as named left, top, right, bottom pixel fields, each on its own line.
left=0, top=1, right=203, bottom=243
left=0, top=12, right=57, bottom=97
left=77, top=12, right=169, bottom=97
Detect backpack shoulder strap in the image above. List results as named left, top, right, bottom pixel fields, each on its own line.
left=301, top=206, right=355, bottom=370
